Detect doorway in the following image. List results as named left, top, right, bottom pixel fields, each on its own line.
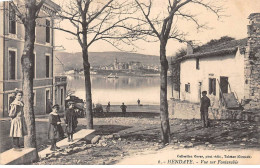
left=220, top=76, right=228, bottom=97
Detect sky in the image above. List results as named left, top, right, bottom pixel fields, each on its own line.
left=53, top=0, right=260, bottom=57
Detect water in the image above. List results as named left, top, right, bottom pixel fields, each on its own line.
left=67, top=75, right=174, bottom=105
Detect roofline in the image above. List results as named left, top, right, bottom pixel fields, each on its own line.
left=44, top=0, right=61, bottom=12
left=173, top=47, right=238, bottom=63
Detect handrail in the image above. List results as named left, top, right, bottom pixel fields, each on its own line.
left=227, top=80, right=240, bottom=104
left=216, top=78, right=227, bottom=107
left=227, top=79, right=232, bottom=93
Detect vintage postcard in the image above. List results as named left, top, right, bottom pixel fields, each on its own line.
left=0, top=0, right=259, bottom=166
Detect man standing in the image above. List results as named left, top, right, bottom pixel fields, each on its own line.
left=200, top=91, right=210, bottom=128
left=106, top=102, right=111, bottom=112
left=120, top=103, right=127, bottom=113
left=137, top=99, right=140, bottom=106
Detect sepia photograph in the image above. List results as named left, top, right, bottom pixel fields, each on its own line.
left=0, top=0, right=259, bottom=165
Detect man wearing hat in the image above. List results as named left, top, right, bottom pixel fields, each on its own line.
left=64, top=101, right=78, bottom=142
left=200, top=91, right=211, bottom=128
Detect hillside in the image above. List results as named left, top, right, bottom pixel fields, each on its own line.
left=55, top=51, right=160, bottom=71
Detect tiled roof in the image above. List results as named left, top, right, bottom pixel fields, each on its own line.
left=193, top=38, right=247, bottom=54
left=176, top=38, right=248, bottom=62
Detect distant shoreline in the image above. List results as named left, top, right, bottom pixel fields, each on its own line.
left=66, top=72, right=160, bottom=77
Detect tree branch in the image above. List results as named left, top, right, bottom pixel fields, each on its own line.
left=134, top=0, right=160, bottom=38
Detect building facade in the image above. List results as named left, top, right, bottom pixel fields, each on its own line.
left=0, top=0, right=66, bottom=117
left=172, top=13, right=260, bottom=110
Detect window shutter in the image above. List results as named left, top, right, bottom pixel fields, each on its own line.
left=213, top=78, right=216, bottom=95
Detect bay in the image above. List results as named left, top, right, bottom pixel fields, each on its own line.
left=67, top=75, right=174, bottom=105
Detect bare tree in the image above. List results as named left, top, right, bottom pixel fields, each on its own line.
left=132, top=0, right=223, bottom=144
left=8, top=0, right=46, bottom=154
left=54, top=0, right=135, bottom=129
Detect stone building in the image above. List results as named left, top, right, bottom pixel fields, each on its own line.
left=171, top=13, right=260, bottom=111
left=113, top=58, right=129, bottom=70
left=129, top=61, right=142, bottom=70
left=0, top=0, right=67, bottom=117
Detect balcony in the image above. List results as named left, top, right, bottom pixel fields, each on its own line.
left=55, top=76, right=67, bottom=86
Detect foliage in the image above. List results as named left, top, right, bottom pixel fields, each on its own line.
left=174, top=48, right=187, bottom=58
left=194, top=36, right=235, bottom=52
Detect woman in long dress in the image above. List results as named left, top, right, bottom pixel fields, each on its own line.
left=9, top=90, right=27, bottom=151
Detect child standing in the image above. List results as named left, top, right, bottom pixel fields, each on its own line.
left=65, top=101, right=78, bottom=142
left=9, top=90, right=27, bottom=151
left=48, top=104, right=62, bottom=151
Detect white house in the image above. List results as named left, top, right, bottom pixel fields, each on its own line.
left=173, top=13, right=260, bottom=110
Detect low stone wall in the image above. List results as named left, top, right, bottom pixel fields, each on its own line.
left=168, top=99, right=260, bottom=122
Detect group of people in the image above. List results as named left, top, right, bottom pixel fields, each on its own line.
left=8, top=89, right=211, bottom=151
left=105, top=102, right=127, bottom=113
left=105, top=99, right=141, bottom=113
left=48, top=101, right=78, bottom=151
left=8, top=90, right=78, bottom=151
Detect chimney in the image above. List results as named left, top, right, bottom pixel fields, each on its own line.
left=187, top=41, right=193, bottom=55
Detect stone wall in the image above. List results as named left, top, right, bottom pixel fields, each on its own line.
left=168, top=99, right=260, bottom=122
left=244, top=13, right=260, bottom=107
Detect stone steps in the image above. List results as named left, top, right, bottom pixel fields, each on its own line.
left=0, top=129, right=95, bottom=165
left=38, top=129, right=95, bottom=159
left=0, top=148, right=37, bottom=165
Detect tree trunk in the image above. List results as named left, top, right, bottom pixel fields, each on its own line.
left=82, top=48, right=93, bottom=129
left=22, top=16, right=38, bottom=157
left=159, top=42, right=171, bottom=144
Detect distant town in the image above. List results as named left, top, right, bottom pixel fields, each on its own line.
left=65, top=58, right=162, bottom=76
